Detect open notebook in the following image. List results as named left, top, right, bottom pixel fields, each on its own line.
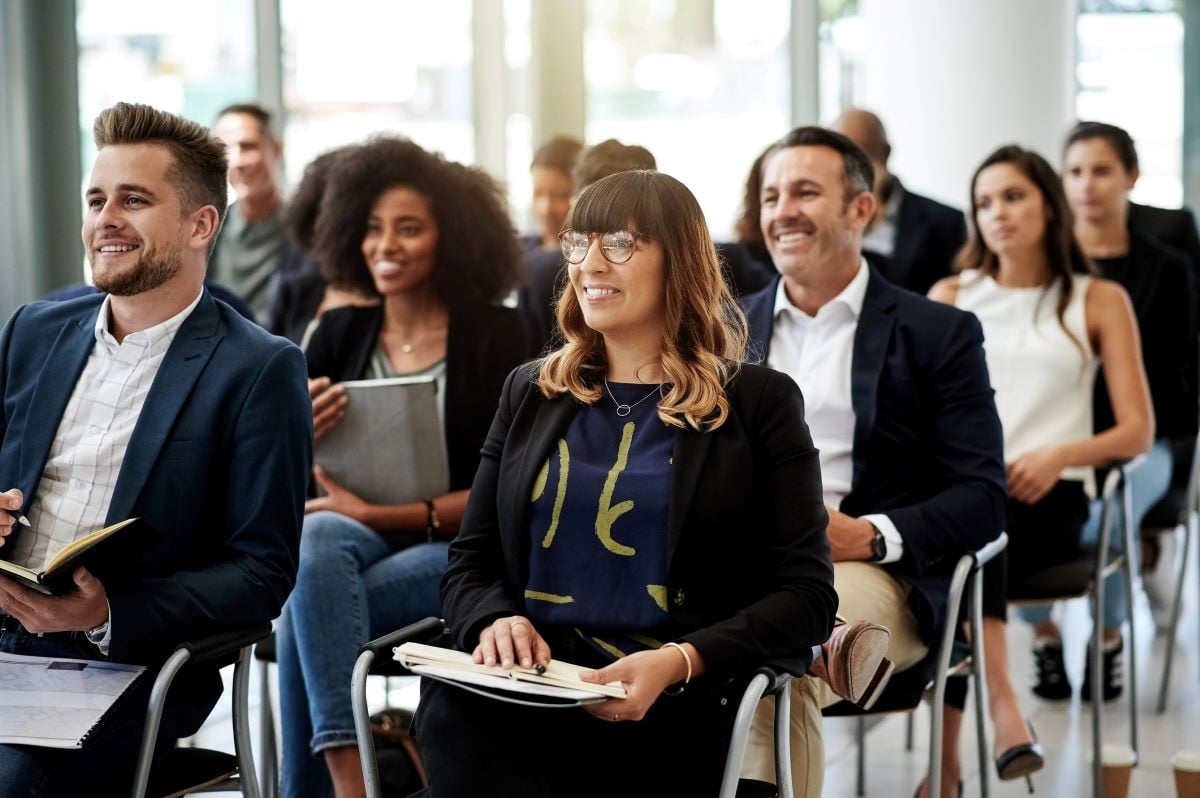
left=0, top=652, right=145, bottom=748
left=394, top=642, right=626, bottom=707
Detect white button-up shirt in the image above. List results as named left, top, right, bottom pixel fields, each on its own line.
left=767, top=262, right=903, bottom=563
left=11, top=291, right=203, bottom=649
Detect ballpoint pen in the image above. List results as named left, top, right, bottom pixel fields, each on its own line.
left=4, top=509, right=30, bottom=527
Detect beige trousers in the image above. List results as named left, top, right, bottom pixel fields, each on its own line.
left=741, top=562, right=930, bottom=797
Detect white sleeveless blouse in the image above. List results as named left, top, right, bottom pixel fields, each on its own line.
left=954, top=269, right=1098, bottom=494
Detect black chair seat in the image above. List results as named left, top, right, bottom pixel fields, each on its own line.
left=1008, top=547, right=1098, bottom=601
left=1142, top=487, right=1188, bottom=530
left=146, top=747, right=237, bottom=798
left=254, top=632, right=276, bottom=662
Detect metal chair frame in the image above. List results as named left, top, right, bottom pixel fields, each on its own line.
left=130, top=624, right=270, bottom=798
left=840, top=533, right=1007, bottom=798
left=1008, top=460, right=1142, bottom=798
left=350, top=617, right=807, bottom=798
left=1155, top=430, right=1200, bottom=713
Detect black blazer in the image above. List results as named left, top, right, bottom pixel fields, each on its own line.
left=1128, top=202, right=1200, bottom=272
left=440, top=364, right=838, bottom=683
left=304, top=303, right=528, bottom=492
left=742, top=270, right=1006, bottom=642
left=1094, top=230, right=1198, bottom=440
left=867, top=182, right=968, bottom=296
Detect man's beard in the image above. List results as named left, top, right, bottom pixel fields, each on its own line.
left=90, top=241, right=184, bottom=297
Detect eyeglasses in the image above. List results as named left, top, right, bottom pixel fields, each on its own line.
left=558, top=229, right=651, bottom=265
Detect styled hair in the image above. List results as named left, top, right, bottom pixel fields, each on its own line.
left=733, top=143, right=773, bottom=249
left=313, top=136, right=522, bottom=309
left=93, top=102, right=229, bottom=226
left=538, top=170, right=748, bottom=431
left=1064, top=121, right=1139, bottom=173
left=215, top=102, right=277, bottom=140
left=956, top=144, right=1095, bottom=354
left=531, top=135, right=584, bottom=175
left=284, top=145, right=357, bottom=252
left=572, top=139, right=657, bottom=190
left=764, top=126, right=875, bottom=203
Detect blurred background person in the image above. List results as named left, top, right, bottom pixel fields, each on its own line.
left=833, top=109, right=967, bottom=296
left=524, top=135, right=583, bottom=252
left=275, top=136, right=527, bottom=798
left=717, top=143, right=783, bottom=299
left=264, top=144, right=381, bottom=347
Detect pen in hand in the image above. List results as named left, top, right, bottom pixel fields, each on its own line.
left=5, top=509, right=30, bottom=528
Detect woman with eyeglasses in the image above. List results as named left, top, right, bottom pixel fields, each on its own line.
left=275, top=136, right=527, bottom=798
left=414, top=169, right=837, bottom=797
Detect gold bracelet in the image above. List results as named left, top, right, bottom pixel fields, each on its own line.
left=663, top=641, right=693, bottom=685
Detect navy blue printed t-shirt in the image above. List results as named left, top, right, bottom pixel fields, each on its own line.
left=525, top=382, right=674, bottom=659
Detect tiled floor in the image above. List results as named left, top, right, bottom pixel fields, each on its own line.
left=191, top=539, right=1200, bottom=797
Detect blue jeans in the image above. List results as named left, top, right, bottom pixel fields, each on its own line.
left=1018, top=439, right=1173, bottom=631
left=277, top=511, right=448, bottom=798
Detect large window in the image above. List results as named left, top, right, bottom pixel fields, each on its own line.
left=76, top=0, right=257, bottom=173
left=1076, top=3, right=1184, bottom=207
left=279, top=0, right=474, bottom=188
left=583, top=0, right=791, bottom=239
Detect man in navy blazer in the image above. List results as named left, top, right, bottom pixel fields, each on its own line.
left=739, top=127, right=1005, bottom=796
left=0, top=102, right=311, bottom=796
left=834, top=110, right=968, bottom=295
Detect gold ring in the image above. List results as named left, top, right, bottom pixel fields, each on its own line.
left=510, top=622, right=528, bottom=632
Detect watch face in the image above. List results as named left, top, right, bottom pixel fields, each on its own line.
left=872, top=532, right=886, bottom=561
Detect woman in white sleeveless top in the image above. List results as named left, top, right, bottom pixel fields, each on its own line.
left=921, top=146, right=1152, bottom=797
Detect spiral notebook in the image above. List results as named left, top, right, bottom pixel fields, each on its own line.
left=0, top=652, right=145, bottom=748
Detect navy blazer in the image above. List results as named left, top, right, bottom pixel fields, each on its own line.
left=867, top=182, right=968, bottom=296
left=0, top=291, right=311, bottom=719
left=441, top=364, right=837, bottom=683
left=742, top=270, right=1006, bottom=642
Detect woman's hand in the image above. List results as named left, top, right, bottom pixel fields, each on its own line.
left=579, top=646, right=690, bottom=723
left=309, top=377, right=347, bottom=442
left=305, top=465, right=371, bottom=521
left=474, top=616, right=552, bottom=670
left=1007, top=447, right=1066, bottom=505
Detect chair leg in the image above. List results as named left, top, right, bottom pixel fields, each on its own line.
left=352, top=651, right=382, bottom=798
left=905, top=713, right=915, bottom=751
left=856, top=716, right=866, bottom=797
left=258, top=658, right=278, bottom=798
left=1158, top=516, right=1194, bottom=713
left=1121, top=486, right=1141, bottom=758
left=1092, top=568, right=1106, bottom=798
left=231, top=648, right=261, bottom=798
left=132, top=648, right=192, bottom=798
left=970, top=573, right=990, bottom=798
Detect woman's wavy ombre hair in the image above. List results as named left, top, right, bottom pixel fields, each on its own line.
left=536, top=170, right=748, bottom=431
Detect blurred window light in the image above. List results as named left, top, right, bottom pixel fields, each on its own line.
left=583, top=0, right=791, bottom=240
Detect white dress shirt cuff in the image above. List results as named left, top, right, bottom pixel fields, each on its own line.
left=862, top=514, right=904, bottom=564
left=85, top=600, right=112, bottom=655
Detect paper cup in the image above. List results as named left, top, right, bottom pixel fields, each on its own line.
left=1099, top=744, right=1137, bottom=798
left=1170, top=750, right=1200, bottom=798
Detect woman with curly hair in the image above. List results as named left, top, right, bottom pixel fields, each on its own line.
left=414, top=169, right=836, bottom=796
left=276, top=136, right=528, bottom=798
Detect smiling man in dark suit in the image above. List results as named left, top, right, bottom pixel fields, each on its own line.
left=738, top=126, right=1006, bottom=796
left=0, top=102, right=311, bottom=796
left=833, top=109, right=968, bottom=296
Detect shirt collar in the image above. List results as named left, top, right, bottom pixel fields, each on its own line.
left=94, top=289, right=205, bottom=353
left=773, top=258, right=870, bottom=322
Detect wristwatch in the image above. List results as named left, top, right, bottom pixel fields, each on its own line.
left=869, top=525, right=887, bottom=562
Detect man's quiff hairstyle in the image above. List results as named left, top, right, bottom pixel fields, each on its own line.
left=93, top=102, right=229, bottom=226
left=764, top=126, right=875, bottom=204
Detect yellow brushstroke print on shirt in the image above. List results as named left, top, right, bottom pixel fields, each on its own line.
left=590, top=636, right=628, bottom=659
left=531, top=438, right=570, bottom=548
left=596, top=421, right=636, bottom=556
left=646, top=585, right=668, bottom=612
left=524, top=589, right=574, bottom=604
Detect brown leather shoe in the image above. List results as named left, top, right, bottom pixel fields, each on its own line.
left=811, top=618, right=895, bottom=710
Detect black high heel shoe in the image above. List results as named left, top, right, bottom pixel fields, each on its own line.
left=995, top=719, right=1044, bottom=792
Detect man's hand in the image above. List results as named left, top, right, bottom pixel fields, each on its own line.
left=0, top=488, right=22, bottom=548
left=304, top=466, right=371, bottom=521
left=309, top=377, right=347, bottom=442
left=0, top=567, right=108, bottom=633
left=826, top=507, right=876, bottom=562
left=1007, top=447, right=1066, bottom=505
